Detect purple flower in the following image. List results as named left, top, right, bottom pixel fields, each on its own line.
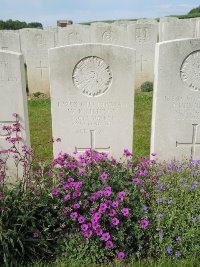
left=32, top=231, right=40, bottom=238
left=78, top=216, right=85, bottom=224
left=192, top=217, right=197, bottom=222
left=140, top=219, right=149, bottom=228
left=176, top=236, right=181, bottom=241
left=132, top=178, right=140, bottom=184
left=81, top=224, right=89, bottom=232
left=96, top=228, right=103, bottom=236
left=84, top=230, right=92, bottom=238
left=166, top=246, right=172, bottom=254
left=121, top=208, right=129, bottom=217
left=156, top=197, right=163, bottom=203
left=92, top=222, right=99, bottom=229
left=79, top=168, right=86, bottom=175
left=159, top=232, right=164, bottom=238
left=102, top=232, right=111, bottom=241
left=144, top=206, right=148, bottom=211
left=64, top=194, right=70, bottom=201
left=51, top=188, right=60, bottom=196
left=106, top=240, right=113, bottom=249
left=168, top=198, right=173, bottom=204
left=118, top=191, right=126, bottom=201
left=70, top=212, right=78, bottom=219
left=68, top=177, right=74, bottom=182
left=112, top=201, right=119, bottom=208
left=117, top=251, right=125, bottom=260
left=157, top=214, right=164, bottom=219
left=109, top=209, right=117, bottom=217
left=112, top=217, right=120, bottom=226
left=151, top=152, right=156, bottom=156
left=100, top=172, right=109, bottom=180
left=73, top=203, right=80, bottom=209
left=175, top=251, right=181, bottom=257
left=138, top=245, right=143, bottom=251
left=104, top=190, right=111, bottom=197
left=99, top=203, right=107, bottom=213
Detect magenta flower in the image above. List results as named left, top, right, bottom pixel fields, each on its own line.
left=90, top=207, right=97, bottom=214
left=70, top=212, right=78, bottom=219
left=84, top=230, right=92, bottom=238
left=106, top=240, right=114, bottom=249
left=79, top=168, right=86, bottom=175
left=102, top=232, right=111, bottom=241
left=12, top=112, right=18, bottom=118
left=99, top=203, right=107, bottom=212
left=151, top=152, right=156, bottom=156
left=68, top=177, right=74, bottom=182
left=112, top=217, right=120, bottom=226
left=51, top=188, right=60, bottom=196
left=78, top=216, right=85, bottom=224
left=117, top=251, right=125, bottom=260
left=123, top=148, right=132, bottom=157
left=92, top=222, right=99, bottom=229
left=132, top=178, right=140, bottom=184
left=100, top=172, right=109, bottom=180
left=105, top=186, right=112, bottom=191
left=140, top=219, right=150, bottom=228
left=121, top=208, right=129, bottom=217
left=73, top=203, right=80, bottom=209
left=32, top=231, right=40, bottom=238
left=109, top=209, right=117, bottom=217
left=96, top=227, right=103, bottom=236
left=64, top=194, right=70, bottom=201
left=112, top=201, right=119, bottom=208
left=104, top=190, right=111, bottom=197
left=117, top=191, right=126, bottom=201
left=81, top=224, right=89, bottom=231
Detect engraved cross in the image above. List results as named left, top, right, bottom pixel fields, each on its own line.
left=176, top=124, right=200, bottom=160
left=75, top=130, right=110, bottom=154
left=36, top=61, right=48, bottom=80
left=137, top=55, right=148, bottom=72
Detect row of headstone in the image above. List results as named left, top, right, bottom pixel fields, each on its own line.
left=0, top=17, right=199, bottom=95
left=1, top=38, right=200, bottom=182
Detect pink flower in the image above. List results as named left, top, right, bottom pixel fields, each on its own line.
left=51, top=188, right=60, bottom=196
left=96, top=228, right=103, bottom=236
left=132, top=178, right=140, bottom=184
left=112, top=201, right=119, bottom=208
left=84, top=230, right=92, bottom=238
left=73, top=203, right=80, bottom=209
left=121, top=208, right=129, bottom=217
left=140, top=219, right=150, bottom=228
left=70, top=212, right=78, bottom=219
left=81, top=224, right=88, bottom=231
left=67, top=177, right=74, bottom=182
left=99, top=203, right=107, bottom=213
left=100, top=172, right=109, bottom=180
left=79, top=168, right=86, bottom=175
left=103, top=190, right=111, bottom=197
left=109, top=209, right=117, bottom=217
left=151, top=152, right=156, bottom=156
left=123, top=149, right=132, bottom=157
left=78, top=215, right=85, bottom=224
left=112, top=217, right=120, bottom=226
left=117, top=251, right=125, bottom=260
left=102, top=232, right=111, bottom=241
left=32, top=231, right=40, bottom=238
left=12, top=112, right=18, bottom=118
left=106, top=240, right=113, bottom=249
left=64, top=194, right=70, bottom=201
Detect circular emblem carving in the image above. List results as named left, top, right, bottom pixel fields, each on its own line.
left=180, top=51, right=200, bottom=91
left=72, top=56, right=112, bottom=97
left=102, top=31, right=114, bottom=42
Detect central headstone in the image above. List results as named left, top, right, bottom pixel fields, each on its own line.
left=49, top=44, right=135, bottom=158
left=151, top=39, right=200, bottom=161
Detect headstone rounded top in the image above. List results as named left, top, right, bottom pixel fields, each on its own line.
left=72, top=56, right=112, bottom=97
left=180, top=50, right=200, bottom=91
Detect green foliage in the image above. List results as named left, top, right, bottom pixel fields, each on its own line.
left=0, top=19, right=43, bottom=30
left=147, top=160, right=200, bottom=260
left=141, top=81, right=153, bottom=92
left=188, top=6, right=200, bottom=15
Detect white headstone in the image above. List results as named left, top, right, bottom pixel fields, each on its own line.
left=0, top=30, right=21, bottom=53
left=91, top=24, right=128, bottom=46
left=151, top=39, right=200, bottom=161
left=49, top=44, right=136, bottom=159
left=160, top=19, right=195, bottom=42
left=159, top=17, right=179, bottom=42
left=0, top=50, right=30, bottom=181
left=137, top=18, right=157, bottom=24
left=20, top=28, right=56, bottom=95
left=128, top=24, right=158, bottom=89
left=57, top=25, right=91, bottom=46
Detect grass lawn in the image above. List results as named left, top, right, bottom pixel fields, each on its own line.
left=28, top=92, right=153, bottom=161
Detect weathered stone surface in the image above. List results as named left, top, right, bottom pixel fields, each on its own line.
left=20, top=28, right=56, bottom=95
left=57, top=25, right=91, bottom=45
left=91, top=24, right=128, bottom=46
left=49, top=44, right=136, bottom=159
left=0, top=30, right=21, bottom=52
left=151, top=39, right=200, bottom=161
left=0, top=50, right=30, bottom=181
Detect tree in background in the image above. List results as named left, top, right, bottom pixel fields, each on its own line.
left=188, top=6, right=200, bottom=15
left=0, top=19, right=43, bottom=30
